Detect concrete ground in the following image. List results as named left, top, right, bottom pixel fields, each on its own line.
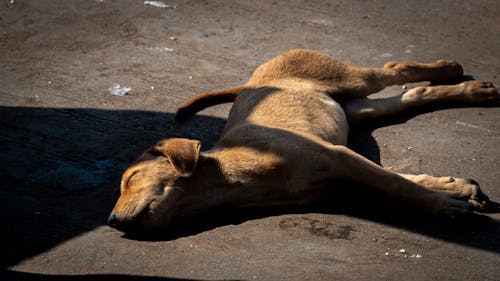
left=1, top=0, right=499, bottom=280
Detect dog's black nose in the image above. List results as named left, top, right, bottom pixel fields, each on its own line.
left=108, top=212, right=120, bottom=229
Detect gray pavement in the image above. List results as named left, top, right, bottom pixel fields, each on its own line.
left=1, top=1, right=499, bottom=280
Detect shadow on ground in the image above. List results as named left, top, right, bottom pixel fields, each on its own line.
left=1, top=270, right=234, bottom=281
left=1, top=105, right=499, bottom=279
left=0, top=106, right=226, bottom=269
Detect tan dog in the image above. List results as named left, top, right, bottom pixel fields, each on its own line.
left=108, top=49, right=499, bottom=233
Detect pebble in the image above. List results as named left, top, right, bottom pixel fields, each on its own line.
left=410, top=253, right=423, bottom=258
left=144, top=1, right=168, bottom=8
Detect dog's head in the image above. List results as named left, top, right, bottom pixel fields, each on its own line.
left=108, top=138, right=201, bottom=234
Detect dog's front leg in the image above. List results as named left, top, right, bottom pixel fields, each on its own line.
left=398, top=174, right=490, bottom=211
left=343, top=80, right=499, bottom=123
left=318, top=145, right=479, bottom=218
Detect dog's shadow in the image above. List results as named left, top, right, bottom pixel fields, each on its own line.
left=125, top=104, right=500, bottom=256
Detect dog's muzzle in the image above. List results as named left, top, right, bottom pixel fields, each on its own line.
left=107, top=211, right=121, bottom=230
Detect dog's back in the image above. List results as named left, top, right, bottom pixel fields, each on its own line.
left=220, top=80, right=349, bottom=147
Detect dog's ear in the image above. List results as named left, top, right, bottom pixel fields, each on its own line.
left=153, top=138, right=201, bottom=177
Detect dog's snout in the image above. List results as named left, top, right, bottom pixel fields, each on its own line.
left=108, top=212, right=120, bottom=229
left=108, top=211, right=146, bottom=234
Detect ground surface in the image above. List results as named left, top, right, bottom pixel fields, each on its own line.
left=1, top=0, right=500, bottom=280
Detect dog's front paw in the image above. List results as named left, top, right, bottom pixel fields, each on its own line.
left=431, top=192, right=474, bottom=219
left=445, top=178, right=490, bottom=212
left=415, top=175, right=494, bottom=215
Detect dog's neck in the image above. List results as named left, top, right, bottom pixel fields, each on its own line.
left=204, top=146, right=285, bottom=187
left=176, top=146, right=284, bottom=215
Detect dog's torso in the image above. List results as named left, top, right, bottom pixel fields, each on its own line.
left=220, top=80, right=349, bottom=147
left=198, top=52, right=357, bottom=208
left=199, top=80, right=351, bottom=208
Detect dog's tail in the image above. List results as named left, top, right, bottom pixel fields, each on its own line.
left=175, top=85, right=245, bottom=122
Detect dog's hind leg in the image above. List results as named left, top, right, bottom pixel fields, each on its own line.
left=342, top=80, right=499, bottom=123
left=315, top=144, right=487, bottom=217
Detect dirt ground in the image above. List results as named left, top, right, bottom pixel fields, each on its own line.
left=1, top=0, right=500, bottom=280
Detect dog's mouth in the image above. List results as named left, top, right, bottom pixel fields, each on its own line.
left=120, top=201, right=178, bottom=240
left=109, top=200, right=156, bottom=234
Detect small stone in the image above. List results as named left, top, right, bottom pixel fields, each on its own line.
left=399, top=249, right=406, bottom=253
left=410, top=253, right=423, bottom=258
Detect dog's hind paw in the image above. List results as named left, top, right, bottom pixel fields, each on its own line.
left=460, top=80, right=500, bottom=104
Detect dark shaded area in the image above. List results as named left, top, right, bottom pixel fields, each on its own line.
left=3, top=105, right=499, bottom=274
left=0, top=107, right=226, bottom=269
left=1, top=270, right=237, bottom=281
